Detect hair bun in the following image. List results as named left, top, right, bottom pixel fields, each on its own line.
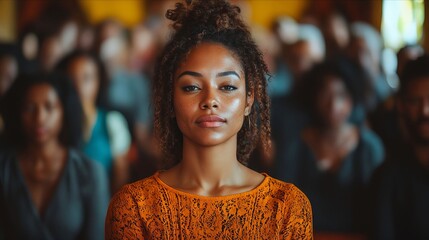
left=166, top=0, right=243, bottom=32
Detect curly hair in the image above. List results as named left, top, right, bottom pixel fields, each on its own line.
left=152, top=0, right=271, bottom=167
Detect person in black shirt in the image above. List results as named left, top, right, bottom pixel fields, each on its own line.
left=371, top=54, right=429, bottom=240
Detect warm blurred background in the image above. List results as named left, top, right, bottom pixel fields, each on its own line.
left=0, top=0, right=428, bottom=239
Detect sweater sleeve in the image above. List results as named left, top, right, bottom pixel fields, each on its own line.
left=281, top=185, right=313, bottom=240
left=105, top=185, right=145, bottom=240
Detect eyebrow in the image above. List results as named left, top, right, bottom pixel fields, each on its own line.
left=216, top=71, right=240, bottom=79
left=176, top=71, right=241, bottom=80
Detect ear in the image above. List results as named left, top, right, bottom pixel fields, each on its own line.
left=244, top=91, right=254, bottom=116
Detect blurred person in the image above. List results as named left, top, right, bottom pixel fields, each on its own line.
left=0, top=44, right=19, bottom=140
left=17, top=25, right=40, bottom=74
left=0, top=44, right=19, bottom=97
left=35, top=2, right=81, bottom=73
left=0, top=73, right=109, bottom=240
left=368, top=44, right=424, bottom=158
left=77, top=23, right=96, bottom=52
left=396, top=44, right=424, bottom=77
left=56, top=50, right=131, bottom=194
left=287, top=24, right=325, bottom=82
left=144, top=0, right=177, bottom=47
left=348, top=22, right=393, bottom=110
left=266, top=16, right=297, bottom=98
left=97, top=21, right=153, bottom=163
left=322, top=10, right=351, bottom=59
left=371, top=55, right=429, bottom=240
left=105, top=1, right=313, bottom=239
left=273, top=60, right=384, bottom=238
left=270, top=24, right=326, bottom=167
left=129, top=24, right=158, bottom=76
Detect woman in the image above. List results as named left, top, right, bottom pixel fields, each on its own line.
left=273, top=60, right=384, bottom=237
left=0, top=73, right=109, bottom=240
left=105, top=0, right=313, bottom=239
left=56, top=51, right=131, bottom=194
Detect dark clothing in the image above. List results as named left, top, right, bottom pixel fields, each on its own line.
left=273, top=127, right=384, bottom=233
left=0, top=149, right=109, bottom=240
left=371, top=146, right=429, bottom=240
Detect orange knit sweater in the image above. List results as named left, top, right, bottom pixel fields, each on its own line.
left=105, top=172, right=313, bottom=239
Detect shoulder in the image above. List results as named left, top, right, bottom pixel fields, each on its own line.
left=359, top=127, right=383, bottom=149
left=68, top=149, right=98, bottom=170
left=266, top=176, right=313, bottom=235
left=358, top=127, right=385, bottom=161
left=105, top=111, right=127, bottom=124
left=110, top=174, right=161, bottom=205
left=266, top=176, right=311, bottom=207
left=67, top=149, right=107, bottom=181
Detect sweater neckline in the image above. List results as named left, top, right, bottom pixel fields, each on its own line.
left=153, top=171, right=270, bottom=200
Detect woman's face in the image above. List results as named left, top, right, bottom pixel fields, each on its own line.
left=173, top=42, right=253, bottom=147
left=21, top=83, right=64, bottom=145
left=315, top=75, right=352, bottom=128
left=68, top=56, right=99, bottom=106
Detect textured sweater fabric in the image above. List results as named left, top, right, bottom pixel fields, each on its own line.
left=105, top=172, right=313, bottom=239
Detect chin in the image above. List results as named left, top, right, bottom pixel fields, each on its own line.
left=186, top=133, right=236, bottom=148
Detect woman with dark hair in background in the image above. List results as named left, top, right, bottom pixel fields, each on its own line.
left=105, top=0, right=313, bottom=239
left=273, top=60, right=384, bottom=238
left=0, top=73, right=109, bottom=240
left=56, top=50, right=131, bottom=194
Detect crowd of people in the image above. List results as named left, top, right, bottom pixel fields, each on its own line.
left=0, top=0, right=428, bottom=239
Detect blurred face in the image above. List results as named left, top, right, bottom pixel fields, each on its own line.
left=21, top=84, right=64, bottom=145
left=288, top=41, right=315, bottom=79
left=0, top=56, right=18, bottom=96
left=40, top=36, right=63, bottom=72
left=325, top=14, right=349, bottom=50
left=173, top=42, right=253, bottom=147
left=399, top=77, right=429, bottom=144
left=315, top=75, right=352, bottom=128
left=68, top=56, right=99, bottom=106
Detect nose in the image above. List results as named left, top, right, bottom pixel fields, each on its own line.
left=200, top=88, right=219, bottom=110
left=35, top=107, right=47, bottom=125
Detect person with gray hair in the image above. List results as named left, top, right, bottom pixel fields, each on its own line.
left=348, top=22, right=394, bottom=109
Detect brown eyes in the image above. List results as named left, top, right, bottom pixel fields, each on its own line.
left=182, top=86, right=200, bottom=92
left=181, top=85, right=238, bottom=93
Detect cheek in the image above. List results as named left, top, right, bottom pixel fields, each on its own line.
left=335, top=98, right=351, bottom=115
left=228, top=97, right=245, bottom=116
left=51, top=109, right=64, bottom=133
left=173, top=93, right=197, bottom=127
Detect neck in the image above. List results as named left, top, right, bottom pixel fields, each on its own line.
left=176, top=136, right=243, bottom=190
left=83, top=103, right=97, bottom=119
left=315, top=123, right=348, bottom=140
left=82, top=103, right=97, bottom=139
left=22, top=140, right=64, bottom=163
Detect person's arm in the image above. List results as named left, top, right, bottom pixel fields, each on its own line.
left=105, top=185, right=145, bottom=240
left=281, top=186, right=313, bottom=240
left=106, top=111, right=131, bottom=193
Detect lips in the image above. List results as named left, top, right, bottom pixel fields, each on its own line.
left=195, top=115, right=226, bottom=128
